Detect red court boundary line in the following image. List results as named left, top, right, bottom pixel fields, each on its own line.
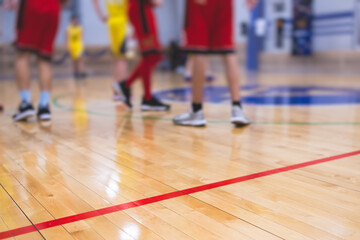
left=1, top=150, right=359, bottom=239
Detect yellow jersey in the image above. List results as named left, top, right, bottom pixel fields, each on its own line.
left=106, top=0, right=128, bottom=57
left=67, top=25, right=84, bottom=59
left=106, top=0, right=128, bottom=19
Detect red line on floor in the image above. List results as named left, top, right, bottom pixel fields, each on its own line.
left=1, top=150, right=359, bottom=239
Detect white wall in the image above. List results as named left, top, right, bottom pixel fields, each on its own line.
left=312, top=0, right=355, bottom=51
left=264, top=0, right=359, bottom=53
left=81, top=0, right=108, bottom=46
left=264, top=0, right=293, bottom=53
left=235, top=0, right=251, bottom=43
left=0, top=8, right=16, bottom=43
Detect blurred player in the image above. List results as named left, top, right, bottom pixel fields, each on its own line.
left=11, top=0, right=67, bottom=121
left=67, top=15, right=86, bottom=79
left=0, top=2, right=3, bottom=112
left=92, top=0, right=128, bottom=101
left=173, top=0, right=257, bottom=126
left=117, top=0, right=170, bottom=111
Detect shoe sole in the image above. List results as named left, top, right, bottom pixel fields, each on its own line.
left=233, top=122, right=250, bottom=127
left=13, top=110, right=36, bottom=121
left=231, top=118, right=250, bottom=127
left=173, top=119, right=207, bottom=127
left=38, top=113, right=51, bottom=121
left=141, top=105, right=170, bottom=111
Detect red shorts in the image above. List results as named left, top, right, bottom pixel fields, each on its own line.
left=129, top=0, right=161, bottom=55
left=15, top=0, right=61, bottom=61
left=183, top=0, right=235, bottom=54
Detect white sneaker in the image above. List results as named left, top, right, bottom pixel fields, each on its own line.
left=173, top=108, right=207, bottom=127
left=231, top=105, right=250, bottom=126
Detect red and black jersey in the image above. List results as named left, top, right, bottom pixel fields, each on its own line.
left=182, top=0, right=235, bottom=54
left=129, top=0, right=162, bottom=54
left=15, top=0, right=61, bottom=60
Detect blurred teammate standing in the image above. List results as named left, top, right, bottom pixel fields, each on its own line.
left=117, top=0, right=170, bottom=111
left=67, top=15, right=86, bottom=80
left=11, top=0, right=67, bottom=121
left=173, top=0, right=258, bottom=126
left=92, top=0, right=129, bottom=101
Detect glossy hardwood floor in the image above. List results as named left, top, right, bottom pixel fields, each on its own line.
left=0, top=67, right=359, bottom=240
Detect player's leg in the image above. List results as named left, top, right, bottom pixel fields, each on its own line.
left=115, top=50, right=154, bottom=109
left=75, top=45, right=86, bottom=79
left=120, top=52, right=167, bottom=110
left=12, top=0, right=37, bottom=121
left=69, top=35, right=86, bottom=79
left=223, top=54, right=241, bottom=102
left=35, top=2, right=61, bottom=121
left=121, top=0, right=169, bottom=111
left=112, top=22, right=127, bottom=83
left=71, top=51, right=82, bottom=79
left=13, top=51, right=35, bottom=121
left=72, top=58, right=79, bottom=78
left=113, top=57, right=127, bottom=82
left=173, top=54, right=207, bottom=126
left=214, top=0, right=249, bottom=126
left=191, top=54, right=206, bottom=104
left=140, top=53, right=170, bottom=111
left=183, top=55, right=193, bottom=82
left=223, top=53, right=249, bottom=125
left=37, top=59, right=52, bottom=92
left=108, top=17, right=129, bottom=101
left=139, top=54, right=161, bottom=99
left=204, top=59, right=216, bottom=82
left=69, top=44, right=78, bottom=78
left=212, top=0, right=239, bottom=101
left=78, top=56, right=86, bottom=78
left=112, top=55, right=128, bottom=103
left=112, top=57, right=130, bottom=104
left=136, top=1, right=168, bottom=111
left=15, top=52, right=31, bottom=93
left=184, top=56, right=215, bottom=83
left=37, top=58, right=52, bottom=120
left=173, top=0, right=208, bottom=126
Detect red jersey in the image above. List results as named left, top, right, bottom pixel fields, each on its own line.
left=129, top=0, right=161, bottom=54
left=183, top=0, right=235, bottom=54
left=15, top=0, right=61, bottom=60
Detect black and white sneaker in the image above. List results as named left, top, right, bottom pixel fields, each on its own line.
left=37, top=105, right=51, bottom=121
left=173, top=108, right=206, bottom=127
left=113, top=81, right=132, bottom=109
left=141, top=97, right=171, bottom=111
left=231, top=105, right=250, bottom=126
left=12, top=101, right=36, bottom=121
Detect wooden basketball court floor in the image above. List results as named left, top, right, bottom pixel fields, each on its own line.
left=0, top=67, right=359, bottom=240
